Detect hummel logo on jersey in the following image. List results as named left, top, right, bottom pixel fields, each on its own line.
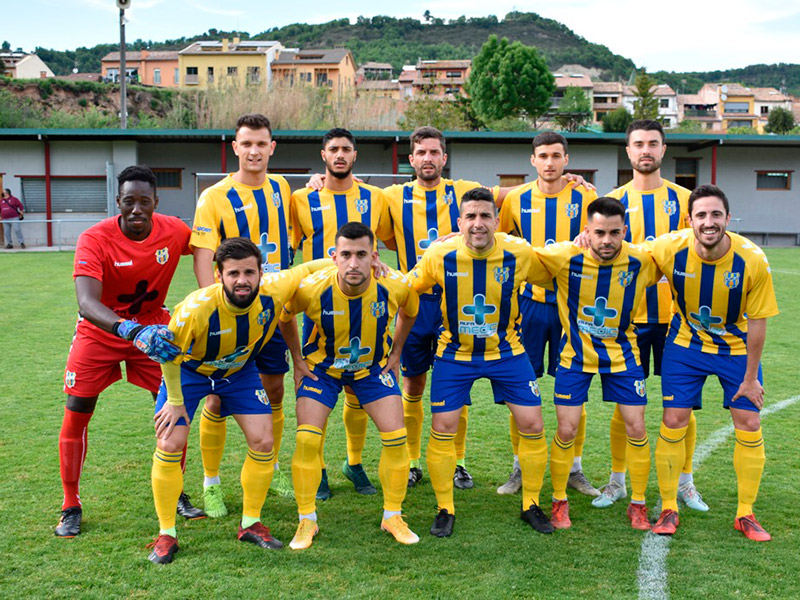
left=446, top=271, right=468, bottom=278
left=724, top=271, right=741, bottom=289
left=403, top=198, right=421, bottom=205
left=460, top=294, right=498, bottom=338
left=310, top=205, right=331, bottom=212
left=114, top=260, right=133, bottom=267
left=570, top=271, right=592, bottom=280
left=234, top=203, right=253, bottom=213
left=155, top=247, right=169, bottom=265
left=578, top=297, right=619, bottom=338
left=322, top=309, right=345, bottom=316
left=521, top=207, right=541, bottom=214
left=673, top=269, right=696, bottom=278
left=209, top=328, right=232, bottom=336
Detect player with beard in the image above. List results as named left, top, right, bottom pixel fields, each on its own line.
left=147, top=238, right=332, bottom=564
left=594, top=120, right=704, bottom=513
left=290, top=128, right=395, bottom=500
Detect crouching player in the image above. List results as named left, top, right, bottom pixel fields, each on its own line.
left=280, top=222, right=419, bottom=549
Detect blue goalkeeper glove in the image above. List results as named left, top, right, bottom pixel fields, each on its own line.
left=113, top=320, right=181, bottom=363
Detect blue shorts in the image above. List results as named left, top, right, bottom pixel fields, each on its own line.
left=154, top=362, right=271, bottom=426
left=429, top=353, right=542, bottom=413
left=661, top=342, right=762, bottom=412
left=553, top=365, right=647, bottom=406
left=518, top=296, right=561, bottom=378
left=401, top=293, right=443, bottom=377
left=636, top=323, right=668, bottom=378
left=254, top=327, right=290, bottom=375
left=297, top=364, right=401, bottom=409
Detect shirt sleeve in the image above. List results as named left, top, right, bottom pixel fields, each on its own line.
left=408, top=247, right=439, bottom=294
left=529, top=242, right=569, bottom=286
left=373, top=189, right=394, bottom=243
left=393, top=272, right=419, bottom=318
left=167, top=297, right=197, bottom=364
left=189, top=190, right=221, bottom=252
left=73, top=231, right=105, bottom=281
left=498, top=191, right=516, bottom=234
left=745, top=253, right=780, bottom=319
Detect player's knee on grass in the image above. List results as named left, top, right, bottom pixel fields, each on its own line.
left=730, top=407, right=761, bottom=432
left=662, top=407, right=692, bottom=429
left=510, top=406, right=543, bottom=435
left=65, top=395, right=98, bottom=413
left=431, top=409, right=461, bottom=434
left=157, top=427, right=190, bottom=454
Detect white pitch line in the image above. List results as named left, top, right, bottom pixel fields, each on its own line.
left=770, top=269, right=800, bottom=276
left=637, top=395, right=800, bottom=600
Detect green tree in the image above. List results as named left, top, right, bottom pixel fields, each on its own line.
left=398, top=91, right=471, bottom=131
left=765, top=107, right=795, bottom=134
left=468, top=35, right=554, bottom=126
left=674, top=119, right=703, bottom=133
left=554, top=86, right=591, bottom=131
left=423, top=10, right=432, bottom=23
left=602, top=106, right=633, bottom=132
left=632, top=70, right=659, bottom=120
left=1, top=41, right=10, bottom=51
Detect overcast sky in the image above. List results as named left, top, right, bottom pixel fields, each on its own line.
left=6, top=0, right=799, bottom=73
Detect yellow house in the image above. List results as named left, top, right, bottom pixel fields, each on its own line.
left=271, top=48, right=356, bottom=98
left=178, top=37, right=283, bottom=89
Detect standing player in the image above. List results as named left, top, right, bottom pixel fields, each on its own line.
left=290, top=128, right=395, bottom=499
left=595, top=120, right=704, bottom=512
left=410, top=187, right=554, bottom=537
left=56, top=165, right=203, bottom=538
left=497, top=131, right=599, bottom=497
left=537, top=197, right=661, bottom=531
left=147, top=238, right=331, bottom=564
left=644, top=185, right=778, bottom=540
left=280, top=222, right=419, bottom=549
left=190, top=113, right=295, bottom=513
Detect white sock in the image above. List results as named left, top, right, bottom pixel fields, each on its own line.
left=610, top=471, right=626, bottom=486
left=299, top=512, right=317, bottom=522
left=679, top=472, right=693, bottom=486
left=571, top=456, right=583, bottom=473
left=630, top=499, right=645, bottom=505
left=204, top=475, right=221, bottom=487
left=383, top=510, right=401, bottom=520
left=274, top=462, right=281, bottom=471
left=513, top=455, right=520, bottom=470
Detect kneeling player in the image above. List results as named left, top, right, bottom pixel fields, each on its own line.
left=281, top=222, right=419, bottom=549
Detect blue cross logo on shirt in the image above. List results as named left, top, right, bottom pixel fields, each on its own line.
left=689, top=305, right=723, bottom=331
left=258, top=233, right=277, bottom=260
left=463, top=294, right=497, bottom=325
left=581, top=297, right=618, bottom=327
left=418, top=228, right=439, bottom=250
left=338, top=336, right=371, bottom=364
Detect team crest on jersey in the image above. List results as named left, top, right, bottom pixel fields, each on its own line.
left=379, top=372, right=395, bottom=388
left=255, top=389, right=269, bottom=405
left=618, top=271, right=634, bottom=288
left=370, top=301, right=386, bottom=318
left=723, top=271, right=741, bottom=289
left=271, top=191, right=282, bottom=207
left=634, top=380, right=646, bottom=397
left=257, top=309, right=272, bottom=326
left=443, top=190, right=455, bottom=206
left=564, top=203, right=580, bottom=219
left=662, top=200, right=677, bottom=216
left=529, top=380, right=540, bottom=397
left=155, top=247, right=169, bottom=265
left=355, top=198, right=370, bottom=215
left=493, top=266, right=510, bottom=284
left=65, top=371, right=76, bottom=388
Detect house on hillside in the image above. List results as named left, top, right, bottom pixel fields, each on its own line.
left=752, top=87, right=793, bottom=131
left=178, top=38, right=283, bottom=89
left=101, top=50, right=179, bottom=87
left=0, top=51, right=54, bottom=79
left=397, top=60, right=471, bottom=99
left=623, top=83, right=678, bottom=128
left=551, top=72, right=594, bottom=110
left=271, top=48, right=356, bottom=97
left=592, top=81, right=623, bottom=124
left=356, top=62, right=393, bottom=83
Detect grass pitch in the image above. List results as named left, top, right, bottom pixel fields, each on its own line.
left=1, top=249, right=798, bottom=599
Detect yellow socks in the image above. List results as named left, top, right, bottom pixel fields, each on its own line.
left=609, top=405, right=627, bottom=473
left=573, top=405, right=588, bottom=460
left=271, top=401, right=284, bottom=461
left=152, top=448, right=183, bottom=532
left=200, top=407, right=226, bottom=479
left=343, top=392, right=368, bottom=465
left=519, top=429, right=547, bottom=508
left=509, top=413, right=520, bottom=457
left=402, top=392, right=424, bottom=463
left=241, top=447, right=275, bottom=521
left=550, top=433, right=575, bottom=501
left=317, top=420, right=328, bottom=470
left=627, top=434, right=651, bottom=503
left=683, top=411, right=697, bottom=475
left=734, top=427, right=765, bottom=518
left=293, top=425, right=324, bottom=515
left=426, top=428, right=457, bottom=514
left=655, top=423, right=687, bottom=511
left=455, top=405, right=469, bottom=462
left=379, top=428, right=409, bottom=512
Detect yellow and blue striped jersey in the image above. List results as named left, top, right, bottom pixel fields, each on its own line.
left=607, top=179, right=690, bottom=324
left=499, top=180, right=596, bottom=303
left=647, top=230, right=779, bottom=355
left=290, top=183, right=393, bottom=260
left=409, top=233, right=544, bottom=363
left=167, top=264, right=314, bottom=378
left=534, top=241, right=662, bottom=373
left=190, top=173, right=292, bottom=274
left=280, top=266, right=419, bottom=379
left=384, top=179, right=487, bottom=273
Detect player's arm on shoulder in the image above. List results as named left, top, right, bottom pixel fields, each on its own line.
left=408, top=250, right=437, bottom=294
left=530, top=242, right=569, bottom=285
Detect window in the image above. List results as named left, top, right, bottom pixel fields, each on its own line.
left=595, top=96, right=608, bottom=104
left=498, top=174, right=526, bottom=187
left=756, top=171, right=792, bottom=190
left=316, top=72, right=328, bottom=86
left=247, top=66, right=261, bottom=84
left=186, top=67, right=198, bottom=75
left=724, top=102, right=749, bottom=114
left=153, top=68, right=161, bottom=85
left=300, top=72, right=312, bottom=83
left=760, top=106, right=769, bottom=115
left=207, top=66, right=214, bottom=84
left=675, top=158, right=699, bottom=190
left=445, top=71, right=461, bottom=78
left=617, top=169, right=633, bottom=187
left=152, top=168, right=182, bottom=190
left=566, top=170, right=596, bottom=185
left=728, top=119, right=754, bottom=128
left=227, top=66, right=238, bottom=76
left=659, top=98, right=670, bottom=108
left=422, top=71, right=435, bottom=78
left=21, top=177, right=106, bottom=213
left=173, top=68, right=179, bottom=84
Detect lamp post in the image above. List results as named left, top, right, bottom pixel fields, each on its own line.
left=116, top=0, right=131, bottom=128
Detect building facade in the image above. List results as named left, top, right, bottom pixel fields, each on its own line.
left=101, top=50, right=180, bottom=87
left=178, top=38, right=283, bottom=89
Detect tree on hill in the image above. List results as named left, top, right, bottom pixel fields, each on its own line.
left=632, top=70, right=659, bottom=120
left=765, top=107, right=795, bottom=134
left=554, top=86, right=592, bottom=131
left=468, top=35, right=554, bottom=126
left=602, top=106, right=633, bottom=132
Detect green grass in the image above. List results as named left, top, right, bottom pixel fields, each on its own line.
left=1, top=249, right=799, bottom=599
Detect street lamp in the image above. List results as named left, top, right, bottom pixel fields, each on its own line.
left=116, top=0, right=131, bottom=129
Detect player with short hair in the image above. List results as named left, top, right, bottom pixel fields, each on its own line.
left=536, top=197, right=662, bottom=531
left=280, top=222, right=419, bottom=549
left=190, top=113, right=295, bottom=513
left=645, top=185, right=778, bottom=540
left=410, top=187, right=555, bottom=537
left=55, top=165, right=202, bottom=538
left=497, top=131, right=599, bottom=497
left=290, top=128, right=396, bottom=500
left=596, top=119, right=704, bottom=511
left=147, top=237, right=331, bottom=564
